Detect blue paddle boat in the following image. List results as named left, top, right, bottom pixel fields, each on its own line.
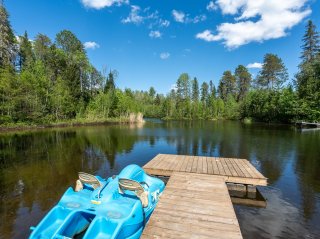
left=29, top=164, right=165, bottom=239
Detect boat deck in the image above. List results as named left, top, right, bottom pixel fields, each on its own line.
left=143, top=154, right=267, bottom=186
left=141, top=172, right=243, bottom=239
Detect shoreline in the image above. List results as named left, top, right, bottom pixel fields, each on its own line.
left=0, top=117, right=299, bottom=133
left=0, top=119, right=143, bottom=133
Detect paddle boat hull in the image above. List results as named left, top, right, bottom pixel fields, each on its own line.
left=29, top=164, right=165, bottom=239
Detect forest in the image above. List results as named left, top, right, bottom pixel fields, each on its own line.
left=0, top=5, right=319, bottom=125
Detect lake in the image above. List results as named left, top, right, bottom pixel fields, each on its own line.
left=0, top=120, right=320, bottom=239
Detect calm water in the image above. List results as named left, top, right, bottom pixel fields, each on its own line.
left=0, top=120, right=320, bottom=239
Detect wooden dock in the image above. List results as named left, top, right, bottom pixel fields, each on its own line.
left=141, top=154, right=268, bottom=239
left=143, top=154, right=267, bottom=186
left=142, top=172, right=243, bottom=239
left=296, top=121, right=320, bottom=128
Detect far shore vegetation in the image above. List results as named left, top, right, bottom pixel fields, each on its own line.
left=0, top=5, right=319, bottom=128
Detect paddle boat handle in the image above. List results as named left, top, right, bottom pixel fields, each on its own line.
left=97, top=182, right=109, bottom=199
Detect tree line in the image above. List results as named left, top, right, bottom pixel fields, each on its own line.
left=0, top=5, right=319, bottom=125
left=138, top=20, right=320, bottom=123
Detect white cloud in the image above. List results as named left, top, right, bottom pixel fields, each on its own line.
left=216, top=0, right=245, bottom=15
left=122, top=5, right=164, bottom=28
left=172, top=10, right=206, bottom=24
left=84, top=41, right=100, bottom=50
left=122, top=5, right=144, bottom=24
left=160, top=52, right=170, bottom=60
left=196, top=30, right=218, bottom=42
left=149, top=18, right=170, bottom=29
left=149, top=30, right=162, bottom=39
left=172, top=10, right=185, bottom=23
left=207, top=1, right=218, bottom=11
left=192, top=14, right=207, bottom=23
left=247, top=62, right=263, bottom=69
left=197, top=0, right=311, bottom=48
left=159, top=19, right=170, bottom=27
left=81, top=0, right=128, bottom=9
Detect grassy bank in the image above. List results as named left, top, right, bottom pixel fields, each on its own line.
left=0, top=116, right=145, bottom=133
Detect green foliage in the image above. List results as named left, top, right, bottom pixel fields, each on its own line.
left=51, top=77, right=75, bottom=120
left=104, top=71, right=116, bottom=93
left=295, top=20, right=320, bottom=121
left=256, top=54, right=288, bottom=89
left=200, top=82, right=209, bottom=104
left=56, top=30, right=84, bottom=54
left=301, top=20, right=320, bottom=63
left=0, top=6, right=16, bottom=68
left=0, top=66, right=16, bottom=123
left=191, top=77, right=199, bottom=102
left=224, top=95, right=239, bottom=119
left=34, top=34, right=52, bottom=62
left=18, top=31, right=34, bottom=70
left=218, top=70, right=236, bottom=100
left=0, top=5, right=319, bottom=126
left=240, top=88, right=298, bottom=123
left=295, top=56, right=320, bottom=120
left=148, top=86, right=156, bottom=99
left=85, top=91, right=112, bottom=119
left=235, top=65, right=251, bottom=101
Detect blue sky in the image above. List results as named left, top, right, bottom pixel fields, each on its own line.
left=6, top=0, right=320, bottom=93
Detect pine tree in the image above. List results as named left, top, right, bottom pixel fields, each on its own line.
left=55, top=30, right=89, bottom=107
left=235, top=65, right=251, bottom=101
left=18, top=31, right=34, bottom=70
left=296, top=22, right=320, bottom=120
left=105, top=71, right=116, bottom=93
left=191, top=77, right=199, bottom=102
left=56, top=30, right=84, bottom=55
left=256, top=54, right=288, bottom=90
left=176, top=73, right=191, bottom=118
left=209, top=80, right=216, bottom=98
left=34, top=33, right=51, bottom=62
left=218, top=71, right=236, bottom=100
left=148, top=87, right=156, bottom=99
left=176, top=73, right=190, bottom=101
left=301, top=20, right=320, bottom=63
left=200, top=82, right=209, bottom=103
left=0, top=5, right=16, bottom=68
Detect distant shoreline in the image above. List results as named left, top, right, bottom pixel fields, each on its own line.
left=0, top=117, right=305, bottom=133
left=0, top=118, right=144, bottom=133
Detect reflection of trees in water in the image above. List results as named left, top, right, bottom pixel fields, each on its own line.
left=163, top=121, right=223, bottom=156
left=1, top=122, right=320, bottom=238
left=162, top=121, right=290, bottom=185
left=294, top=131, right=320, bottom=219
left=162, top=121, right=320, bottom=230
left=0, top=125, right=145, bottom=238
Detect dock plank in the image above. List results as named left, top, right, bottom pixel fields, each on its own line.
left=141, top=172, right=243, bottom=239
left=143, top=154, right=267, bottom=186
left=185, top=155, right=194, bottom=173
left=206, top=156, right=214, bottom=175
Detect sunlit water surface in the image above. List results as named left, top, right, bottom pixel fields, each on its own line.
left=0, top=120, right=319, bottom=239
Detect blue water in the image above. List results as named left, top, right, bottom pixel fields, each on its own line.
left=0, top=120, right=320, bottom=238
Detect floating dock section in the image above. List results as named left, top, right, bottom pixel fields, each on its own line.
left=296, top=121, right=320, bottom=128
left=141, top=154, right=268, bottom=239
left=143, top=154, right=267, bottom=186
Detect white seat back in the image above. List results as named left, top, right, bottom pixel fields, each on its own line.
left=118, top=178, right=149, bottom=207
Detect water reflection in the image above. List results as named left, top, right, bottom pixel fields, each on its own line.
left=0, top=121, right=319, bottom=238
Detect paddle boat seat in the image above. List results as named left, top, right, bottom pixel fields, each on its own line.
left=75, top=172, right=104, bottom=192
